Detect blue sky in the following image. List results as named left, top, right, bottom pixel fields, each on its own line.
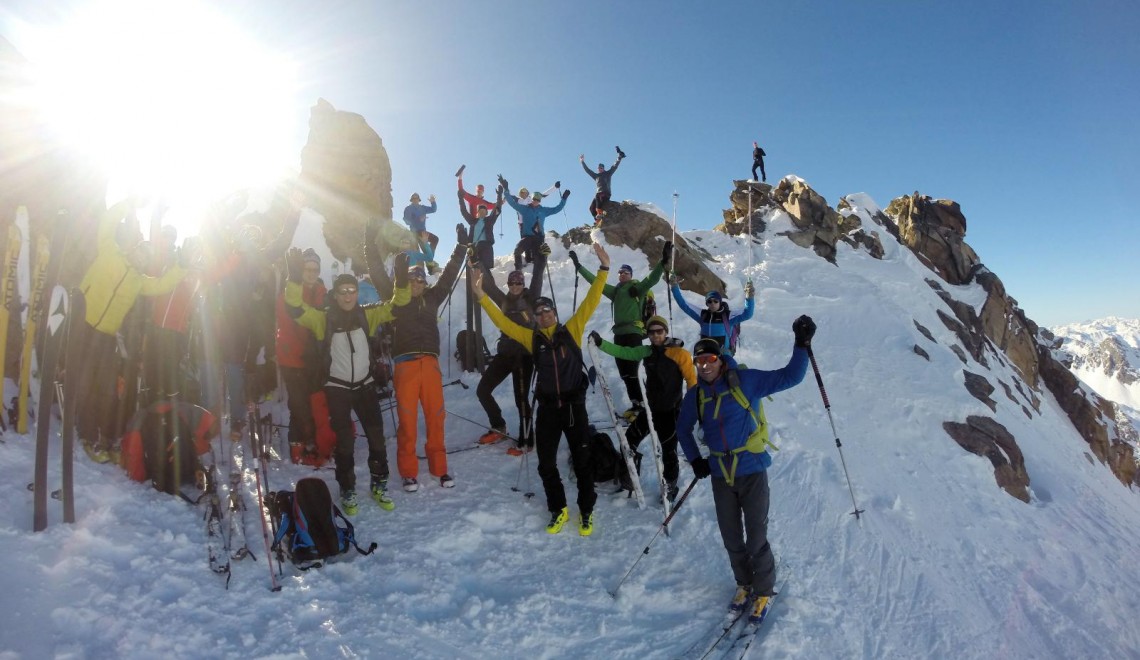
left=4, top=0, right=1138, bottom=326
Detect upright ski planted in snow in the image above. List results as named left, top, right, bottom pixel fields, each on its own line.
left=0, top=222, right=22, bottom=424
left=18, top=235, right=50, bottom=433
left=587, top=342, right=645, bottom=509
left=636, top=361, right=671, bottom=520
left=31, top=285, right=69, bottom=532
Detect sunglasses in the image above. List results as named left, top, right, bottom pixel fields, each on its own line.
left=508, top=280, right=525, bottom=286
left=705, top=298, right=720, bottom=305
left=694, top=354, right=720, bottom=366
left=648, top=328, right=667, bottom=335
left=410, top=276, right=427, bottom=283
left=336, top=288, right=358, bottom=296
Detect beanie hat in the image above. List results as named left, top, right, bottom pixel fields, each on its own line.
left=645, top=315, right=669, bottom=333
left=301, top=248, right=321, bottom=267
left=407, top=265, right=427, bottom=280
left=333, top=274, right=357, bottom=291
left=693, top=338, right=722, bottom=358
left=507, top=270, right=525, bottom=285
left=533, top=296, right=556, bottom=312
left=705, top=290, right=723, bottom=302
left=531, top=192, right=544, bottom=202
left=619, top=264, right=633, bottom=274
left=518, top=187, right=530, bottom=198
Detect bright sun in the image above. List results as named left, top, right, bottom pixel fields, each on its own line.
left=26, top=0, right=298, bottom=213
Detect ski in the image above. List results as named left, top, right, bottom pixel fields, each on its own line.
left=204, top=488, right=232, bottom=587
left=587, top=342, right=646, bottom=509
left=32, top=285, right=69, bottom=531
left=248, top=403, right=282, bottom=591
left=636, top=361, right=672, bottom=522
left=17, top=234, right=50, bottom=433
left=227, top=464, right=252, bottom=561
left=721, top=589, right=780, bottom=660
left=680, top=608, right=746, bottom=660
left=0, top=221, right=21, bottom=426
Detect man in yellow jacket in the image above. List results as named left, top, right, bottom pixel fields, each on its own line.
left=70, top=198, right=186, bottom=462
left=472, top=241, right=610, bottom=536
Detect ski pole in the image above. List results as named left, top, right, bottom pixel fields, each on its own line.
left=806, top=347, right=864, bottom=520
left=608, top=478, right=698, bottom=598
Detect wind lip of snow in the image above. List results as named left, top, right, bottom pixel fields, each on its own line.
left=843, top=192, right=883, bottom=217
left=632, top=201, right=671, bottom=222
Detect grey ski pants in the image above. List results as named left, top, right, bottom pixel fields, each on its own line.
left=711, top=471, right=776, bottom=595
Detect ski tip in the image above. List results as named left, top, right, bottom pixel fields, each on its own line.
left=270, top=585, right=282, bottom=593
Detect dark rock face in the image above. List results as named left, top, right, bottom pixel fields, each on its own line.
left=943, top=416, right=1031, bottom=502
left=298, top=98, right=393, bottom=267
left=563, top=201, right=724, bottom=297
left=963, top=371, right=998, bottom=412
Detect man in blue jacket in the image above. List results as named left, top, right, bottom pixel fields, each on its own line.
left=498, top=174, right=568, bottom=271
left=677, top=315, right=815, bottom=624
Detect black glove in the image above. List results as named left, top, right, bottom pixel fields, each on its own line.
left=539, top=242, right=551, bottom=256
left=568, top=250, right=579, bottom=269
left=554, top=180, right=561, bottom=188
left=456, top=223, right=468, bottom=245
left=497, top=174, right=507, bottom=190
left=455, top=164, right=465, bottom=177
left=690, top=457, right=710, bottom=480
left=616, top=146, right=626, bottom=159
left=285, top=247, right=303, bottom=283
left=496, top=185, right=504, bottom=195
left=588, top=330, right=603, bottom=347
left=793, top=314, right=816, bottom=349
left=661, top=240, right=673, bottom=266
left=561, top=189, right=570, bottom=200
left=394, top=253, right=409, bottom=288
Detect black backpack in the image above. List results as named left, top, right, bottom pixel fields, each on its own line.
left=269, top=478, right=376, bottom=568
left=589, top=428, right=626, bottom=485
left=141, top=406, right=200, bottom=496
left=455, top=329, right=490, bottom=373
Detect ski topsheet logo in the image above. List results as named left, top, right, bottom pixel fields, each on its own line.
left=47, top=286, right=68, bottom=335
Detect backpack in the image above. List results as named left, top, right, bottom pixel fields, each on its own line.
left=370, top=325, right=394, bottom=394
left=588, top=427, right=626, bottom=485
left=455, top=329, right=490, bottom=373
left=141, top=406, right=200, bottom=496
left=269, top=477, right=377, bottom=568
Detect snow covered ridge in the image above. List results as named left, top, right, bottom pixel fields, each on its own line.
left=1049, top=317, right=1140, bottom=424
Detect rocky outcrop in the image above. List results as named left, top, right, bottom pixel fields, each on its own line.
left=299, top=98, right=393, bottom=266
left=1037, top=340, right=1138, bottom=487
left=943, top=416, right=1031, bottom=502
left=885, top=193, right=978, bottom=285
left=562, top=201, right=724, bottom=297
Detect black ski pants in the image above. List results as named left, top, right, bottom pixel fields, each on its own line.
left=534, top=399, right=595, bottom=515
left=512, top=235, right=547, bottom=273
left=281, top=366, right=319, bottom=450
left=590, top=192, right=611, bottom=219
left=325, top=384, right=388, bottom=494
left=626, top=406, right=679, bottom=485
left=612, top=333, right=644, bottom=407
left=752, top=157, right=766, bottom=183
left=66, top=293, right=120, bottom=445
left=475, top=343, right=534, bottom=444
left=144, top=325, right=188, bottom=402
left=712, top=471, right=776, bottom=595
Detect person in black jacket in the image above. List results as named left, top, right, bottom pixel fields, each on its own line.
left=752, top=141, right=767, bottom=182
left=580, top=146, right=624, bottom=220
left=473, top=258, right=545, bottom=454
left=370, top=237, right=466, bottom=493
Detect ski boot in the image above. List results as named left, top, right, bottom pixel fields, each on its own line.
left=341, top=490, right=359, bottom=516
left=440, top=474, right=455, bottom=489
left=578, top=512, right=595, bottom=537
left=478, top=426, right=507, bottom=445
left=402, top=477, right=419, bottom=493
left=370, top=478, right=395, bottom=511
left=545, top=507, right=569, bottom=534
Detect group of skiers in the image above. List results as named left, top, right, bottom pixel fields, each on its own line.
left=32, top=140, right=818, bottom=621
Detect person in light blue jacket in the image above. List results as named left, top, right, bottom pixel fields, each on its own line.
left=402, top=193, right=438, bottom=270
left=671, top=281, right=755, bottom=355
left=676, top=316, right=814, bottom=619
left=497, top=174, right=569, bottom=271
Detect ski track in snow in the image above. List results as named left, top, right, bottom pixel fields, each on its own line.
left=2, top=196, right=1140, bottom=658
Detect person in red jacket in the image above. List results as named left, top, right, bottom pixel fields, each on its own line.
left=275, top=247, right=328, bottom=463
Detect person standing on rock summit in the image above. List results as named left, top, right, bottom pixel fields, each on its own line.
left=580, top=146, right=624, bottom=221
left=751, top=141, right=766, bottom=183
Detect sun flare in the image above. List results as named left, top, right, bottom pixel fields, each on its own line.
left=25, top=0, right=299, bottom=213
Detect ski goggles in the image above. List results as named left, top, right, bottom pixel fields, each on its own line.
left=694, top=354, right=720, bottom=366
left=534, top=305, right=555, bottom=315
left=335, top=287, right=358, bottom=296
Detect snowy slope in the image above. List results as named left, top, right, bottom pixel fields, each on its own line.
left=1050, top=318, right=1140, bottom=425
left=2, top=187, right=1140, bottom=659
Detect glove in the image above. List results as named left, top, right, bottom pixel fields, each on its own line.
left=661, top=240, right=673, bottom=266
left=496, top=185, right=504, bottom=195
left=539, top=242, right=551, bottom=256
left=588, top=330, right=603, bottom=347
left=793, top=314, right=816, bottom=348
left=394, top=252, right=409, bottom=288
left=456, top=223, right=468, bottom=245
left=285, top=247, right=303, bottom=283
left=497, top=174, right=507, bottom=189
left=568, top=250, right=580, bottom=269
left=616, top=146, right=626, bottom=159
left=744, top=281, right=755, bottom=299
left=561, top=189, right=571, bottom=200
left=554, top=180, right=561, bottom=188
left=690, top=457, right=711, bottom=480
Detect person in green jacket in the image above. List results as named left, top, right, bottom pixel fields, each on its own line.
left=569, top=240, right=672, bottom=418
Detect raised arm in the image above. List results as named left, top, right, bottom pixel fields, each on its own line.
left=671, top=283, right=702, bottom=323
left=479, top=260, right=507, bottom=307
left=365, top=222, right=394, bottom=300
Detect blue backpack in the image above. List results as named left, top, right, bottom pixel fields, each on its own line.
left=270, top=477, right=376, bottom=568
